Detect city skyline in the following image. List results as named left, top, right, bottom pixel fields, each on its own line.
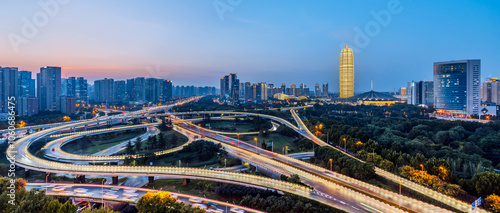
left=1, top=1, right=499, bottom=91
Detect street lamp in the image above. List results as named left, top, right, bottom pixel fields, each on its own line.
left=254, top=137, right=258, bottom=152
left=329, top=159, right=333, bottom=171
left=101, top=179, right=105, bottom=209
left=343, top=138, right=347, bottom=152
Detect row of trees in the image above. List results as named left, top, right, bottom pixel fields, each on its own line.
left=314, top=146, right=375, bottom=181
left=136, top=191, right=205, bottom=213
left=239, top=194, right=346, bottom=213
left=301, top=103, right=500, bottom=210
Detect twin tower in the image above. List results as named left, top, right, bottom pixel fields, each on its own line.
left=339, top=45, right=354, bottom=98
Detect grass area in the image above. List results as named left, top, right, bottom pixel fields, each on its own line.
left=139, top=130, right=189, bottom=151
left=237, top=133, right=301, bottom=154
left=206, top=120, right=254, bottom=132
left=61, top=130, right=145, bottom=155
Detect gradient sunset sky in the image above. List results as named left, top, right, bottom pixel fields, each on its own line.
left=1, top=0, right=499, bottom=92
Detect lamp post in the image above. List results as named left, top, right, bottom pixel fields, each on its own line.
left=254, top=137, right=258, bottom=152
left=329, top=159, right=333, bottom=171
left=343, top=138, right=347, bottom=152
left=101, top=179, right=105, bottom=209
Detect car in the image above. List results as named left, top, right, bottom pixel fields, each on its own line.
left=208, top=207, right=224, bottom=213
left=124, top=188, right=137, bottom=193
left=230, top=207, right=245, bottom=213
left=123, top=192, right=139, bottom=197
left=74, top=188, right=88, bottom=193
left=110, top=187, right=120, bottom=191
left=188, top=197, right=202, bottom=203
left=52, top=187, right=64, bottom=192
left=202, top=201, right=216, bottom=207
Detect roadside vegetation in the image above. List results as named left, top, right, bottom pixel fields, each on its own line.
left=300, top=103, right=500, bottom=211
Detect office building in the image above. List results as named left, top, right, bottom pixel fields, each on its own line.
left=220, top=73, right=239, bottom=102
left=113, top=80, right=127, bottom=103
left=18, top=71, right=35, bottom=97
left=323, top=83, right=329, bottom=97
left=339, top=45, right=354, bottom=98
left=94, top=78, right=114, bottom=103
left=0, top=67, right=19, bottom=113
left=482, top=78, right=499, bottom=104
left=314, top=83, right=320, bottom=97
left=37, top=66, right=61, bottom=111
left=220, top=75, right=229, bottom=100
left=407, top=81, right=434, bottom=106
left=399, top=87, right=407, bottom=96
left=434, top=60, right=480, bottom=115
left=62, top=77, right=76, bottom=97
left=279, top=83, right=286, bottom=94
left=75, top=77, right=88, bottom=103
left=162, top=80, right=173, bottom=101
left=56, top=95, right=76, bottom=114
left=18, top=96, right=38, bottom=116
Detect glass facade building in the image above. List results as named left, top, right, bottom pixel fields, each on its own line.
left=433, top=60, right=480, bottom=115
left=339, top=45, right=354, bottom=98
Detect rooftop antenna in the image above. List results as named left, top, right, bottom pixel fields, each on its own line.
left=371, top=78, right=373, bottom=91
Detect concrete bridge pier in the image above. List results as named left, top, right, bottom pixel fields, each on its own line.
left=74, top=175, right=86, bottom=183
left=112, top=175, right=119, bottom=185
left=183, top=178, right=191, bottom=186
left=148, top=176, right=154, bottom=185
left=24, top=169, right=30, bottom=178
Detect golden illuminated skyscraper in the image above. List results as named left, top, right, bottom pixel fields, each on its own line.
left=339, top=45, right=354, bottom=98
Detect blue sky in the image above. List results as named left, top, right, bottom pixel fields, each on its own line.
left=1, top=0, right=499, bottom=92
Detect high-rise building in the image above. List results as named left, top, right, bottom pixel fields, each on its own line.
left=18, top=71, right=35, bottom=97
left=244, top=82, right=252, bottom=100
left=339, top=45, right=354, bottom=98
left=75, top=77, right=87, bottom=103
left=229, top=73, right=239, bottom=102
left=314, top=83, right=320, bottom=97
left=126, top=79, right=135, bottom=101
left=239, top=82, right=245, bottom=99
left=62, top=77, right=76, bottom=97
left=162, top=80, right=173, bottom=101
left=37, top=66, right=61, bottom=111
left=113, top=80, right=127, bottom=103
left=482, top=78, right=499, bottom=104
left=434, top=60, right=480, bottom=115
left=0, top=67, right=19, bottom=113
left=407, top=81, right=434, bottom=106
left=280, top=83, right=286, bottom=94
left=323, top=83, right=329, bottom=97
left=56, top=95, right=76, bottom=114
left=94, top=78, right=114, bottom=103
left=18, top=96, right=38, bottom=116
left=220, top=76, right=229, bottom=100
left=220, top=73, right=239, bottom=102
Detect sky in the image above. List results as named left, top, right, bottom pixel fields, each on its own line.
left=1, top=0, right=499, bottom=92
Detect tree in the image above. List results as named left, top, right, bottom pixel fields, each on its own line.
left=137, top=191, right=205, bottom=213
left=486, top=194, right=500, bottom=212
left=82, top=206, right=120, bottom=213
left=57, top=201, right=78, bottom=213
left=126, top=140, right=135, bottom=154
left=135, top=137, right=142, bottom=152
left=155, top=136, right=165, bottom=150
